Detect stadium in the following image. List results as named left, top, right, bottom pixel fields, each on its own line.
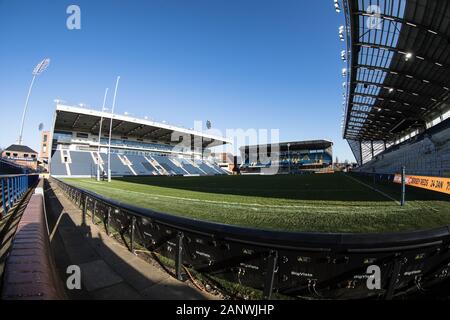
left=240, top=140, right=334, bottom=174
left=0, top=0, right=450, bottom=302
left=49, top=103, right=230, bottom=178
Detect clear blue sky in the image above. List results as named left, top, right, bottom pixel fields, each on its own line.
left=0, top=0, right=354, bottom=162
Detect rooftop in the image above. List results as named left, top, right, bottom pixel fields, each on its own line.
left=342, top=0, right=450, bottom=164
left=4, top=144, right=38, bottom=154
left=53, top=104, right=232, bottom=149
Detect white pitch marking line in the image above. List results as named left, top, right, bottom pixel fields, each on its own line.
left=70, top=179, right=402, bottom=213
left=344, top=174, right=400, bottom=205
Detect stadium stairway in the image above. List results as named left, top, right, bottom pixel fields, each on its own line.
left=168, top=158, right=190, bottom=175
left=145, top=156, right=168, bottom=175
left=99, top=153, right=133, bottom=176
left=194, top=160, right=217, bottom=175
left=206, top=160, right=227, bottom=174
left=125, top=154, right=158, bottom=176
left=152, top=155, right=186, bottom=175
left=179, top=159, right=203, bottom=175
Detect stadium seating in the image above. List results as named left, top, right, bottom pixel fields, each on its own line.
left=50, top=150, right=227, bottom=177
left=69, top=151, right=95, bottom=176
left=99, top=153, right=133, bottom=176
left=207, top=160, right=229, bottom=174
left=179, top=158, right=204, bottom=175
left=151, top=155, right=186, bottom=175
left=357, top=120, right=450, bottom=177
left=194, top=160, right=218, bottom=175
left=124, top=154, right=158, bottom=175
left=49, top=150, right=68, bottom=176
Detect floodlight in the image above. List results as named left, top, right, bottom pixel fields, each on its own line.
left=334, top=0, right=341, bottom=13
left=18, top=58, right=51, bottom=145
left=339, top=26, right=345, bottom=41
left=32, top=58, right=50, bottom=76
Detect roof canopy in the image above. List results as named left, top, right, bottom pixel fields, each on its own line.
left=53, top=104, right=231, bottom=149
left=342, top=0, right=450, bottom=164
left=240, top=140, right=333, bottom=152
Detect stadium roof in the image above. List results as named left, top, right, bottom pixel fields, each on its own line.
left=53, top=104, right=232, bottom=148
left=342, top=0, right=450, bottom=164
left=240, top=140, right=333, bottom=151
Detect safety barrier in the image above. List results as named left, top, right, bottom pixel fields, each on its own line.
left=393, top=174, right=450, bottom=195
left=51, top=177, right=450, bottom=300
left=0, top=174, right=39, bottom=218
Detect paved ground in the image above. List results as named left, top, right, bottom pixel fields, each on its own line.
left=0, top=189, right=34, bottom=283
left=44, top=179, right=216, bottom=300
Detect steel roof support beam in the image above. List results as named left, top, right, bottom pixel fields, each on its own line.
left=71, top=114, right=81, bottom=128
left=125, top=124, right=145, bottom=136
left=355, top=42, right=450, bottom=74
left=354, top=64, right=449, bottom=91
left=90, top=119, right=101, bottom=132
left=112, top=121, right=125, bottom=131
left=354, top=11, right=450, bottom=48
left=354, top=80, right=437, bottom=101
left=140, top=128, right=161, bottom=139
left=351, top=92, right=425, bottom=110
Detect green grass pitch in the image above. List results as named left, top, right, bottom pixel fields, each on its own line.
left=63, top=173, right=450, bottom=233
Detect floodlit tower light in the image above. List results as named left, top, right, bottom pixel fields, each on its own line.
left=341, top=50, right=347, bottom=61
left=405, top=52, right=413, bottom=61
left=334, top=0, right=341, bottom=13
left=339, top=25, right=345, bottom=41
left=18, top=58, right=51, bottom=145
left=32, top=58, right=50, bottom=76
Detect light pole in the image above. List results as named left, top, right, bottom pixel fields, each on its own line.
left=287, top=143, right=291, bottom=174
left=97, top=88, right=109, bottom=181
left=108, top=76, right=121, bottom=182
left=18, top=58, right=50, bottom=145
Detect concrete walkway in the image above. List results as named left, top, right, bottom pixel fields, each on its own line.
left=45, top=179, right=216, bottom=300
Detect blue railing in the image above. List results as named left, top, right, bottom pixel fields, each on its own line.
left=0, top=174, right=39, bottom=217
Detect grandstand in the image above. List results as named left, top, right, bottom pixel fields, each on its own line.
left=240, top=140, right=333, bottom=174
left=49, top=104, right=231, bottom=177
left=342, top=0, right=450, bottom=177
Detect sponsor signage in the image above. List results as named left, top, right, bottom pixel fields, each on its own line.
left=394, top=174, right=450, bottom=195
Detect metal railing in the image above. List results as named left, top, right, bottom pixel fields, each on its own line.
left=0, top=174, right=39, bottom=218
left=51, top=177, right=450, bottom=300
